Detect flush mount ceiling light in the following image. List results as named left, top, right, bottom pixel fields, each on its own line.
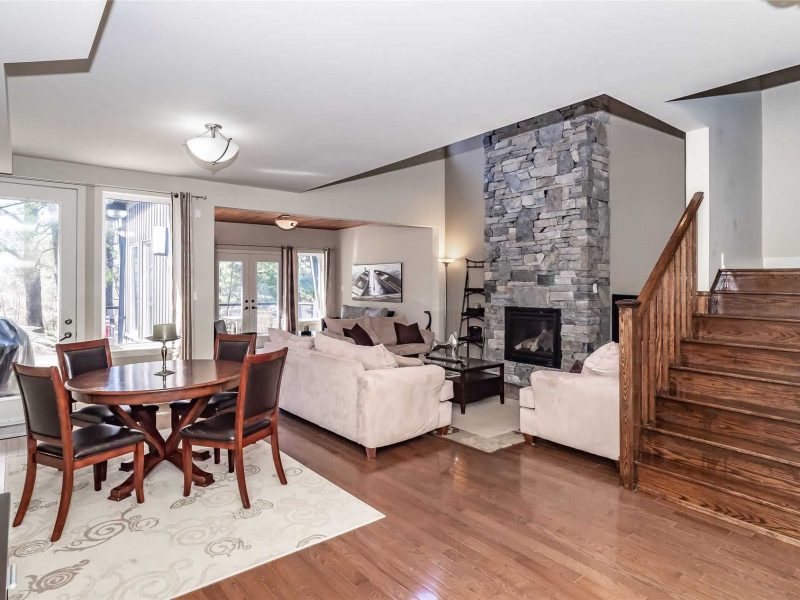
left=186, top=123, right=239, bottom=165
left=275, top=215, right=298, bottom=230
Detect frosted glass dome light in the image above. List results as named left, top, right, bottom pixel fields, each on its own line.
left=186, top=123, right=239, bottom=165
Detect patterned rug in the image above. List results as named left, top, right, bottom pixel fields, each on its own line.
left=438, top=396, right=526, bottom=452
left=6, top=443, right=383, bottom=599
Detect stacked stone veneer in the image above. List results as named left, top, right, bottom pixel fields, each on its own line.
left=483, top=99, right=611, bottom=384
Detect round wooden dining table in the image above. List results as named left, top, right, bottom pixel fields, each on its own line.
left=65, top=359, right=241, bottom=501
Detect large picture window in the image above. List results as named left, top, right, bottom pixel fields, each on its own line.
left=104, top=192, right=173, bottom=345
left=298, top=251, right=325, bottom=322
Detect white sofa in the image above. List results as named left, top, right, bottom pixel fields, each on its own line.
left=519, top=342, right=620, bottom=461
left=260, top=340, right=453, bottom=458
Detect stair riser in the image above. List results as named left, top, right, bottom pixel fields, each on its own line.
left=655, top=398, right=800, bottom=453
left=712, top=294, right=800, bottom=319
left=714, top=270, right=800, bottom=294
left=638, top=465, right=800, bottom=543
left=693, top=316, right=800, bottom=348
left=669, top=369, right=800, bottom=411
left=642, top=430, right=800, bottom=493
left=681, top=341, right=800, bottom=377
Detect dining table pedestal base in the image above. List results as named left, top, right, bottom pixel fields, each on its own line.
left=107, top=400, right=215, bottom=501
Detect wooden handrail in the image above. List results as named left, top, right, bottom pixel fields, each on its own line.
left=638, top=192, right=704, bottom=308
left=618, top=191, right=704, bottom=490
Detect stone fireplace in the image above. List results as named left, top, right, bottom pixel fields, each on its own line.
left=483, top=98, right=611, bottom=384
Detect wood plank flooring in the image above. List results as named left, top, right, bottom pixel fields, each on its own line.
left=181, top=411, right=800, bottom=600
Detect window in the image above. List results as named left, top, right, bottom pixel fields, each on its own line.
left=104, top=193, right=173, bottom=345
left=298, top=251, right=325, bottom=321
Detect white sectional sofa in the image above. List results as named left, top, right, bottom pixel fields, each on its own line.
left=519, top=342, right=620, bottom=461
left=260, top=338, right=452, bottom=458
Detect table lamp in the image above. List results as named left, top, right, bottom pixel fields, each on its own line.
left=148, top=323, right=180, bottom=376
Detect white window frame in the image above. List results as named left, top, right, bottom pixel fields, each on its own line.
left=99, top=190, right=173, bottom=354
left=296, top=248, right=327, bottom=328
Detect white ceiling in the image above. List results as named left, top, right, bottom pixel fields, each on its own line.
left=5, top=1, right=800, bottom=192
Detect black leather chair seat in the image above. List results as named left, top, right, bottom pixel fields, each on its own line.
left=170, top=391, right=238, bottom=419
left=181, top=412, right=270, bottom=442
left=38, top=424, right=145, bottom=459
left=71, top=403, right=157, bottom=426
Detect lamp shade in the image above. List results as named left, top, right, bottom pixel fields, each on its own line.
left=438, top=257, right=456, bottom=264
left=149, top=323, right=179, bottom=342
left=275, top=215, right=298, bottom=230
left=186, top=123, right=239, bottom=165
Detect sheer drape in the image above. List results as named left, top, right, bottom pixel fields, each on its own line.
left=172, top=192, right=193, bottom=359
left=323, top=247, right=337, bottom=319
left=281, top=246, right=298, bottom=332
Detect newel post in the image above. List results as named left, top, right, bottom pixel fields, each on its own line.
left=618, top=299, right=642, bottom=490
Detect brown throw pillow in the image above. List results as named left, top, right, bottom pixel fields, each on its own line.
left=394, top=322, right=425, bottom=345
left=570, top=360, right=584, bottom=373
left=343, top=323, right=374, bottom=346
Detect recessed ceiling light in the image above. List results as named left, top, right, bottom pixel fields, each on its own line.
left=186, top=123, right=239, bottom=165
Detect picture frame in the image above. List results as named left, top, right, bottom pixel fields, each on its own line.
left=351, top=262, right=402, bottom=302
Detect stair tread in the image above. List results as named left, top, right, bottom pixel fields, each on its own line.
left=712, top=290, right=800, bottom=297
left=645, top=422, right=800, bottom=468
left=637, top=454, right=800, bottom=515
left=656, top=392, right=800, bottom=425
left=681, top=336, right=800, bottom=354
left=683, top=337, right=800, bottom=353
left=693, top=313, right=800, bottom=324
left=670, top=363, right=800, bottom=386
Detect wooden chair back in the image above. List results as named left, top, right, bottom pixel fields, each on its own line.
left=56, top=338, right=112, bottom=381
left=13, top=364, right=73, bottom=454
left=214, top=333, right=257, bottom=363
left=235, top=348, right=287, bottom=438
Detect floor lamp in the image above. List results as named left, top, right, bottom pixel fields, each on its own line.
left=438, top=257, right=456, bottom=337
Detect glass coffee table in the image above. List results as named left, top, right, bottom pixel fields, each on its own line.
left=423, top=354, right=505, bottom=414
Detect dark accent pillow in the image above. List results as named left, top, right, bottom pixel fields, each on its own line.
left=570, top=360, right=584, bottom=373
left=343, top=323, right=374, bottom=346
left=394, top=322, right=425, bottom=345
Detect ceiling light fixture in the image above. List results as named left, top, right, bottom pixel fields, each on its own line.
left=275, top=215, right=298, bottom=230
left=186, top=123, right=239, bottom=165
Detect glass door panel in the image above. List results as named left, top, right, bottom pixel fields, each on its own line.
left=253, top=258, right=280, bottom=334
left=0, top=181, right=78, bottom=424
left=216, top=253, right=246, bottom=334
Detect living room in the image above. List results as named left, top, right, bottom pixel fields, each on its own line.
left=2, top=2, right=800, bottom=599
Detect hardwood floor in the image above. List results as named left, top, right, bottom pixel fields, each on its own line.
left=181, top=412, right=800, bottom=600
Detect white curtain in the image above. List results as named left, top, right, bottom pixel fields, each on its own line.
left=323, top=248, right=337, bottom=318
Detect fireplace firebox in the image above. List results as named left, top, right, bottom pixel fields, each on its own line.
left=504, top=307, right=562, bottom=368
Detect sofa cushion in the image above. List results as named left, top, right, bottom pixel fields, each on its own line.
left=385, top=342, right=431, bottom=357
left=324, top=317, right=380, bottom=343
left=267, top=328, right=315, bottom=350
left=314, top=331, right=398, bottom=370
left=340, top=304, right=368, bottom=319
left=344, top=323, right=375, bottom=346
left=582, top=342, right=619, bottom=377
left=394, top=354, right=424, bottom=367
left=317, top=330, right=355, bottom=344
left=394, top=321, right=425, bottom=345
left=366, top=316, right=408, bottom=345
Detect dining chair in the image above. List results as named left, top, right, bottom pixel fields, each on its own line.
left=180, top=347, right=288, bottom=509
left=56, top=338, right=159, bottom=429
left=12, top=363, right=145, bottom=542
left=170, top=333, right=256, bottom=464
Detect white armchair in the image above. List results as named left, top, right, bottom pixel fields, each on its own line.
left=519, top=342, right=620, bottom=461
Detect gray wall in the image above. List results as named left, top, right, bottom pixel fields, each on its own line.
left=608, top=115, right=686, bottom=295
left=762, top=80, right=800, bottom=266
left=338, top=224, right=435, bottom=329
left=444, top=136, right=485, bottom=335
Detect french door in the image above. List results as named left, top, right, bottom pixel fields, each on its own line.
left=0, top=181, right=78, bottom=424
left=216, top=250, right=280, bottom=334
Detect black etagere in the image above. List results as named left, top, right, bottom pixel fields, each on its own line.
left=458, top=259, right=485, bottom=358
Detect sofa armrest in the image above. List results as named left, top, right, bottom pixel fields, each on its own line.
left=421, top=329, right=435, bottom=346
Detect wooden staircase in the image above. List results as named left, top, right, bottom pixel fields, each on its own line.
left=618, top=193, right=800, bottom=544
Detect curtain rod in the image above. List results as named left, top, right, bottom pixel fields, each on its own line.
left=5, top=174, right=207, bottom=200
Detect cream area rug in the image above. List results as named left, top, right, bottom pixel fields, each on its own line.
left=440, top=396, right=525, bottom=452
left=5, top=442, right=383, bottom=600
